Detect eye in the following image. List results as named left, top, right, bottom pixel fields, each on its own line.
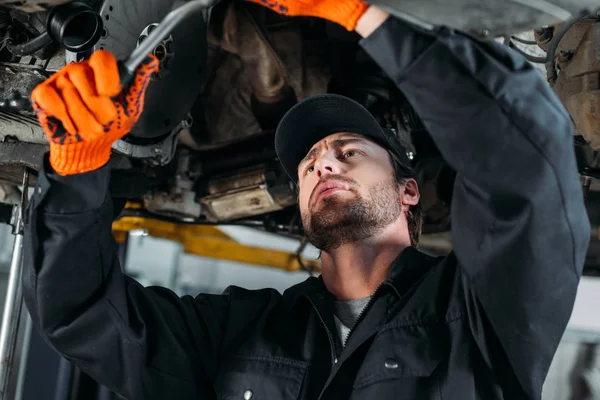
left=343, top=150, right=359, bottom=159
left=305, top=164, right=314, bottom=175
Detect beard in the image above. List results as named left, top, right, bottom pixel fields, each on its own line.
left=302, top=177, right=403, bottom=251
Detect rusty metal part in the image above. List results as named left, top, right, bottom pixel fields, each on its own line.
left=112, top=116, right=190, bottom=165
left=0, top=111, right=45, bottom=145
left=112, top=216, right=321, bottom=273
left=142, top=150, right=202, bottom=220
left=0, top=142, right=45, bottom=185
left=0, top=62, right=49, bottom=117
left=144, top=190, right=202, bottom=221
left=198, top=1, right=330, bottom=147
left=200, top=163, right=296, bottom=222
left=549, top=19, right=600, bottom=150
left=535, top=26, right=555, bottom=44
left=0, top=185, right=19, bottom=205
left=369, top=0, right=598, bottom=36
left=218, top=2, right=291, bottom=105
left=0, top=0, right=70, bottom=12
left=545, top=13, right=590, bottom=84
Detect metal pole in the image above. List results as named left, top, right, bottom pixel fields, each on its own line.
left=14, top=313, right=32, bottom=400
left=0, top=169, right=29, bottom=400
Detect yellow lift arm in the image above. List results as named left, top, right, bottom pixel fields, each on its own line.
left=112, top=216, right=321, bottom=273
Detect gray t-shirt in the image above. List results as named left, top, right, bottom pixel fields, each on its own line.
left=333, top=296, right=372, bottom=347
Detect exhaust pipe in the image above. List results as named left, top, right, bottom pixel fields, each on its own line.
left=47, top=1, right=103, bottom=52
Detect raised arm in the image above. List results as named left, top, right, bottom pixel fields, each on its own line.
left=22, top=51, right=234, bottom=399
left=357, top=8, right=590, bottom=398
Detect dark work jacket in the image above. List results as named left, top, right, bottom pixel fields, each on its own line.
left=22, top=16, right=590, bottom=400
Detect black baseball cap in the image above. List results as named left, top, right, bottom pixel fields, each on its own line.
left=275, top=94, right=411, bottom=183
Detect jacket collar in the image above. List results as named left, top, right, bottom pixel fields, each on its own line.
left=385, top=246, right=441, bottom=298
left=280, top=274, right=331, bottom=314
left=281, top=246, right=441, bottom=312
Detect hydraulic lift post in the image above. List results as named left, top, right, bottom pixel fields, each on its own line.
left=0, top=169, right=30, bottom=400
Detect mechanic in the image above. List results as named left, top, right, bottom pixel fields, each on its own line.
left=22, top=1, right=590, bottom=399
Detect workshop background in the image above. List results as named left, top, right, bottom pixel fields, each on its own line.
left=0, top=223, right=598, bottom=399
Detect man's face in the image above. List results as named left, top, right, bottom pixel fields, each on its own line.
left=297, top=132, right=410, bottom=251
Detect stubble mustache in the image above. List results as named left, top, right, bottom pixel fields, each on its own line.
left=309, top=174, right=358, bottom=208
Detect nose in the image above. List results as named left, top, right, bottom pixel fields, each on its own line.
left=313, top=153, right=340, bottom=178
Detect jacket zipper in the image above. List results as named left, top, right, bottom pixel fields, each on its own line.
left=316, top=281, right=391, bottom=400
left=307, top=297, right=338, bottom=366
left=342, top=281, right=388, bottom=347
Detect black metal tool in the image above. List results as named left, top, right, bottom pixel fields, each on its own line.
left=116, top=0, right=218, bottom=90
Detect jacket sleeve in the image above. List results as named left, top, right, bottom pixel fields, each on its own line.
left=22, top=157, right=234, bottom=399
left=360, top=17, right=590, bottom=397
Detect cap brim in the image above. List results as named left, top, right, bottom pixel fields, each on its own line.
left=275, top=94, right=409, bottom=183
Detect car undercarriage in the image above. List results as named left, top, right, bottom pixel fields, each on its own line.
left=0, top=0, right=599, bottom=274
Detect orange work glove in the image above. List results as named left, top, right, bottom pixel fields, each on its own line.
left=246, top=0, right=368, bottom=31
left=31, top=50, right=159, bottom=176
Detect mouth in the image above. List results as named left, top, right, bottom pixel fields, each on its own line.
left=311, top=181, right=350, bottom=205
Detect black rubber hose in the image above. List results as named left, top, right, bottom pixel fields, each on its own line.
left=6, top=32, right=53, bottom=57
left=510, top=35, right=537, bottom=45
left=46, top=1, right=103, bottom=53
left=509, top=41, right=547, bottom=64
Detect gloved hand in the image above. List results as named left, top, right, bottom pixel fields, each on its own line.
left=31, top=50, right=159, bottom=176
left=246, top=0, right=369, bottom=31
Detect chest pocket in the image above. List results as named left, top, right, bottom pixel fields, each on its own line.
left=216, top=355, right=308, bottom=400
left=352, top=323, right=445, bottom=398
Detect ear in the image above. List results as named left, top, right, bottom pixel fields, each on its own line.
left=400, top=179, right=420, bottom=209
